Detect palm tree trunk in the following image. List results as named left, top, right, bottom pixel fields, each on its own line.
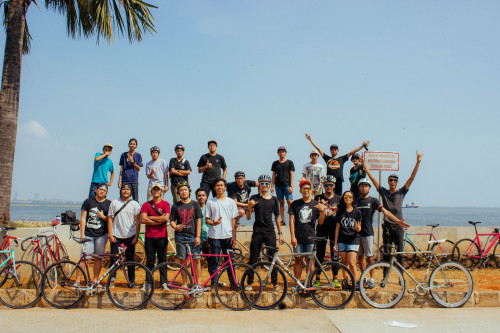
left=0, top=0, right=26, bottom=226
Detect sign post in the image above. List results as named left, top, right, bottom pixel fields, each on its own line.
left=363, top=152, right=399, bottom=260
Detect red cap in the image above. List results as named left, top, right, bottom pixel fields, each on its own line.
left=299, top=180, right=311, bottom=188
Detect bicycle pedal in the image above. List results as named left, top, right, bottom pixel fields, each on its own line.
left=290, top=287, right=297, bottom=295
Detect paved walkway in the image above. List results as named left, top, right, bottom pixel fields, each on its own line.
left=1, top=307, right=499, bottom=332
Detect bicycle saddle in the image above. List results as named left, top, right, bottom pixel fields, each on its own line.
left=468, top=221, right=482, bottom=225
left=73, top=237, right=92, bottom=244
left=51, top=220, right=60, bottom=226
left=310, top=236, right=326, bottom=242
left=426, top=224, right=439, bottom=228
left=0, top=226, right=16, bottom=231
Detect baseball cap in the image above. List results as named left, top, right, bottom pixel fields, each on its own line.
left=103, top=143, right=113, bottom=149
left=277, top=146, right=287, bottom=152
left=151, top=183, right=163, bottom=192
left=388, top=174, right=399, bottom=180
left=299, top=180, right=312, bottom=188
left=330, top=144, right=339, bottom=149
left=310, top=149, right=319, bottom=156
left=208, top=140, right=217, bottom=146
left=175, top=144, right=185, bottom=151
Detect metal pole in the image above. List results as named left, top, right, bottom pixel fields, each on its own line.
left=377, top=170, right=382, bottom=260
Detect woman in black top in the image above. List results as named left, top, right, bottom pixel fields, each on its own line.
left=334, top=190, right=362, bottom=287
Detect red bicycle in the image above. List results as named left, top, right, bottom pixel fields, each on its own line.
left=451, top=221, right=500, bottom=270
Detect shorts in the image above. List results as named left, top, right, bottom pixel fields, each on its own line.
left=175, top=235, right=201, bottom=259
left=358, top=235, right=374, bottom=257
left=294, top=243, right=314, bottom=255
left=276, top=186, right=293, bottom=201
left=82, top=234, right=108, bottom=255
left=338, top=243, right=359, bottom=253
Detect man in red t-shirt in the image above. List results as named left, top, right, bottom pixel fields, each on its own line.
left=140, top=183, right=170, bottom=289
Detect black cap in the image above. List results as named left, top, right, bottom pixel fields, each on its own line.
left=330, top=144, right=339, bottom=149
left=388, top=174, right=399, bottom=180
left=208, top=140, right=217, bottom=146
left=175, top=144, right=185, bottom=151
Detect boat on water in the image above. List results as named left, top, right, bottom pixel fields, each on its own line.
left=403, top=202, right=419, bottom=208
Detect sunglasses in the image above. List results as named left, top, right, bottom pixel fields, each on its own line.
left=324, top=183, right=334, bottom=187
left=260, top=182, right=270, bottom=186
left=344, top=195, right=353, bottom=199
left=388, top=179, right=398, bottom=183
left=301, top=187, right=312, bottom=191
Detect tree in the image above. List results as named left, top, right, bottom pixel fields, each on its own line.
left=0, top=0, right=157, bottom=226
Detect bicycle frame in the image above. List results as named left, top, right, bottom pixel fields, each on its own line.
left=469, top=233, right=500, bottom=258
left=0, top=249, right=21, bottom=283
left=404, top=229, right=449, bottom=253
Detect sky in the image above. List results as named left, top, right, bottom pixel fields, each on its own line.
left=2, top=1, right=499, bottom=207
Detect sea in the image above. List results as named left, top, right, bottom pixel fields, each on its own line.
left=9, top=204, right=500, bottom=227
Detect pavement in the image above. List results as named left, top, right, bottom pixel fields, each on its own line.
left=1, top=307, right=499, bottom=332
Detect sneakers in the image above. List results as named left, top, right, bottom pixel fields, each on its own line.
left=244, top=285, right=253, bottom=291
left=129, top=282, right=141, bottom=289
left=273, top=285, right=282, bottom=292
left=332, top=278, right=341, bottom=288
left=162, top=282, right=170, bottom=291
left=181, top=283, right=189, bottom=289
left=313, top=278, right=321, bottom=287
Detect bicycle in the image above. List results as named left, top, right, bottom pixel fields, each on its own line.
left=246, top=236, right=356, bottom=310
left=0, top=236, right=43, bottom=308
left=41, top=237, right=154, bottom=310
left=397, top=224, right=455, bottom=269
left=0, top=226, right=20, bottom=264
left=149, top=241, right=262, bottom=311
left=231, top=231, right=293, bottom=267
left=451, top=221, right=500, bottom=270
left=359, top=242, right=473, bottom=308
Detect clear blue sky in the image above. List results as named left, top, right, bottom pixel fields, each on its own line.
left=2, top=1, right=499, bottom=206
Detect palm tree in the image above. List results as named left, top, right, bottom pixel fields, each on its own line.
left=0, top=0, right=157, bottom=226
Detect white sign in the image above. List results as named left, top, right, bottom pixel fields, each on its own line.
left=363, top=151, right=399, bottom=171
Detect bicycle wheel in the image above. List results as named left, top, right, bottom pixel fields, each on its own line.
left=134, top=239, right=147, bottom=265
left=359, top=262, right=406, bottom=309
left=430, top=240, right=455, bottom=264
left=452, top=239, right=481, bottom=270
left=41, top=260, right=86, bottom=309
left=0, top=260, right=43, bottom=308
left=278, top=241, right=293, bottom=268
left=493, top=241, right=500, bottom=268
left=215, top=262, right=262, bottom=311
left=149, top=261, right=193, bottom=310
left=247, top=261, right=287, bottom=310
left=106, top=261, right=154, bottom=310
left=429, top=262, right=473, bottom=307
left=32, top=249, right=46, bottom=270
left=402, top=240, right=417, bottom=269
left=232, top=242, right=243, bottom=263
left=308, top=262, right=355, bottom=310
left=56, top=242, right=70, bottom=261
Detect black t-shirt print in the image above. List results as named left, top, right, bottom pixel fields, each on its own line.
left=81, top=198, right=111, bottom=237
left=314, top=193, right=341, bottom=231
left=250, top=194, right=280, bottom=233
left=170, top=200, right=202, bottom=237
left=169, top=158, right=192, bottom=186
left=227, top=180, right=257, bottom=204
left=357, top=196, right=382, bottom=237
left=336, top=208, right=362, bottom=245
left=288, top=199, right=320, bottom=244
left=271, top=160, right=295, bottom=187
left=197, top=153, right=227, bottom=185
left=323, top=154, right=348, bottom=181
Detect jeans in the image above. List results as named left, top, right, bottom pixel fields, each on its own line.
left=145, top=237, right=167, bottom=284
left=124, top=183, right=139, bottom=202
left=110, top=236, right=136, bottom=283
left=200, top=181, right=216, bottom=198
left=208, top=238, right=235, bottom=285
left=88, top=182, right=100, bottom=199
left=382, top=223, right=405, bottom=267
left=248, top=231, right=277, bottom=284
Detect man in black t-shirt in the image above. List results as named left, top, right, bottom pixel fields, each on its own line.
left=77, top=183, right=111, bottom=284
left=349, top=153, right=365, bottom=201
left=169, top=144, right=192, bottom=204
left=246, top=175, right=284, bottom=289
left=197, top=140, right=227, bottom=198
left=289, top=180, right=325, bottom=282
left=361, top=152, right=422, bottom=267
left=356, top=178, right=407, bottom=288
left=271, top=146, right=295, bottom=226
left=227, top=171, right=258, bottom=225
left=305, top=133, right=368, bottom=196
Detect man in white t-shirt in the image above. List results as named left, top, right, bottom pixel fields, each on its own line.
left=146, top=146, right=169, bottom=201
left=301, top=150, right=326, bottom=197
left=205, top=178, right=239, bottom=286
left=107, top=184, right=141, bottom=285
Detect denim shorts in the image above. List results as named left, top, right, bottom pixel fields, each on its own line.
left=82, top=234, right=108, bottom=255
left=338, top=242, right=359, bottom=253
left=175, top=235, right=201, bottom=259
left=276, top=186, right=293, bottom=200
left=294, top=243, right=314, bottom=255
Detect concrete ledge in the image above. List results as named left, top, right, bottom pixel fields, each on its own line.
left=1, top=290, right=499, bottom=309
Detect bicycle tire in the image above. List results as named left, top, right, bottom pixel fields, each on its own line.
left=452, top=239, right=481, bottom=270
left=493, top=241, right=500, bottom=268
left=430, top=239, right=455, bottom=264
left=248, top=261, right=287, bottom=310
left=32, top=249, right=45, bottom=270
left=402, top=240, right=417, bottom=269
left=232, top=242, right=243, bottom=263
left=41, top=260, right=87, bottom=309
left=259, top=241, right=293, bottom=268
left=106, top=261, right=154, bottom=310
left=308, top=261, right=355, bottom=310
left=56, top=242, right=70, bottom=261
left=149, top=261, right=193, bottom=310
left=215, top=262, right=262, bottom=311
left=0, top=260, right=43, bottom=309
left=359, top=262, right=406, bottom=309
left=134, top=239, right=147, bottom=265
left=429, top=261, right=473, bottom=307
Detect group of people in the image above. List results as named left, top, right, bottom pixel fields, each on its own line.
left=81, top=135, right=423, bottom=290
